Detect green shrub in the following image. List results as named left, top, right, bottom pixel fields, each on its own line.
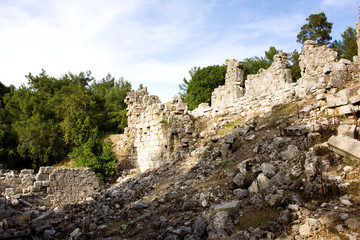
left=69, top=135, right=117, bottom=184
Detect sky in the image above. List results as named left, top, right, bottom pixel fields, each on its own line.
left=0, top=0, right=358, bottom=102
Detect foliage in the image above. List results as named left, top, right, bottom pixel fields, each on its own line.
left=180, top=65, right=227, bottom=110
left=0, top=70, right=131, bottom=175
left=243, top=46, right=281, bottom=80
left=288, top=49, right=301, bottom=81
left=69, top=134, right=117, bottom=184
left=331, top=26, right=358, bottom=61
left=297, top=12, right=333, bottom=46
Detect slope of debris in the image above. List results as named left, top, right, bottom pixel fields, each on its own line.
left=1, top=87, right=360, bottom=240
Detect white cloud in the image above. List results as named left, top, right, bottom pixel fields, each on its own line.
left=322, top=0, right=357, bottom=8
left=0, top=0, right=357, bottom=102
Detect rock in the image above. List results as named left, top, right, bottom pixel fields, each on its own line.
left=32, top=209, right=54, bottom=222
left=207, top=211, right=234, bottom=238
left=192, top=216, right=207, bottom=238
left=214, top=200, right=241, bottom=217
left=248, top=180, right=259, bottom=194
left=344, top=219, right=360, bottom=230
left=261, top=163, right=276, bottom=178
left=270, top=172, right=290, bottom=187
left=326, top=89, right=352, bottom=107
left=70, top=228, right=82, bottom=238
left=44, top=229, right=56, bottom=239
left=282, top=145, right=299, bottom=160
left=272, top=137, right=287, bottom=151
left=233, top=189, right=249, bottom=199
left=256, top=173, right=270, bottom=190
left=233, top=173, right=246, bottom=188
left=277, top=210, right=290, bottom=224
left=328, top=135, right=360, bottom=161
left=337, top=124, right=356, bottom=139
left=283, top=125, right=308, bottom=136
left=299, top=218, right=318, bottom=237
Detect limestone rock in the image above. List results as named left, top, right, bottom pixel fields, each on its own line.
left=328, top=135, right=360, bottom=161
left=214, top=200, right=241, bottom=217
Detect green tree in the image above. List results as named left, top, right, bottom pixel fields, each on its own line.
left=180, top=65, right=227, bottom=110
left=288, top=49, right=301, bottom=81
left=91, top=74, right=131, bottom=133
left=69, top=134, right=117, bottom=184
left=297, top=12, right=333, bottom=46
left=265, top=46, right=282, bottom=63
left=331, top=26, right=358, bottom=61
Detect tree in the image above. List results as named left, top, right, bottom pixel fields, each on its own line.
left=288, top=49, right=301, bottom=81
left=297, top=12, right=333, bottom=46
left=331, top=26, right=358, bottom=61
left=265, top=46, right=281, bottom=63
left=180, top=65, right=226, bottom=110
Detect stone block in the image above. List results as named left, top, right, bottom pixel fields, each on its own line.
left=38, top=166, right=54, bottom=174
left=35, top=173, right=49, bottom=181
left=350, top=95, right=360, bottom=104
left=20, top=169, right=34, bottom=177
left=328, top=135, right=360, bottom=161
left=337, top=124, right=356, bottom=138
left=283, top=125, right=308, bottom=136
left=214, top=200, right=241, bottom=217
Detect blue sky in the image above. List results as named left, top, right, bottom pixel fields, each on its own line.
left=0, top=0, right=358, bottom=102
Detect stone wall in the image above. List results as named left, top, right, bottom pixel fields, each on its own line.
left=295, top=40, right=354, bottom=97
left=124, top=88, right=195, bottom=172
left=245, top=52, right=292, bottom=99
left=0, top=167, right=99, bottom=206
left=211, top=59, right=245, bottom=109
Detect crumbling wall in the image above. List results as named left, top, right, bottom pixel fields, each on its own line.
left=125, top=88, right=195, bottom=172
left=245, top=52, right=292, bottom=99
left=1, top=167, right=99, bottom=206
left=211, top=59, right=245, bottom=110
left=296, top=40, right=353, bottom=97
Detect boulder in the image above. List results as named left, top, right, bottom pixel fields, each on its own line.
left=214, top=200, right=241, bottom=217
left=328, top=135, right=360, bottom=161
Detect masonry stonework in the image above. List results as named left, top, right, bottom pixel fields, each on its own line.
left=124, top=88, right=195, bottom=172
left=245, top=52, right=292, bottom=99
left=1, top=167, right=99, bottom=207
left=211, top=59, right=244, bottom=110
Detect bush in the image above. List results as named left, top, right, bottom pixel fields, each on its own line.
left=69, top=135, right=117, bottom=184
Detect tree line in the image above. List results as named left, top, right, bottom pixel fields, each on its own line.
left=180, top=12, right=358, bottom=110
left=0, top=71, right=132, bottom=183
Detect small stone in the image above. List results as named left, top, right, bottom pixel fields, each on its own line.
left=214, top=200, right=241, bottom=217
left=344, top=219, right=360, bottom=230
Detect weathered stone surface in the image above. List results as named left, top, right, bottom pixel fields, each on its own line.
left=283, top=125, right=308, bottom=136
left=214, top=200, right=241, bottom=217
left=246, top=52, right=292, bottom=99
left=326, top=89, right=352, bottom=107
left=337, top=124, right=356, bottom=138
left=328, top=135, right=360, bottom=161
left=207, top=211, right=234, bottom=238
left=124, top=89, right=195, bottom=172
left=211, top=59, right=244, bottom=110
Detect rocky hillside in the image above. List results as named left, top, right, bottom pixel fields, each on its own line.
left=2, top=11, right=360, bottom=240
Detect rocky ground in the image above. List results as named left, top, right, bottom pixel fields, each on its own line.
left=1, top=88, right=360, bottom=239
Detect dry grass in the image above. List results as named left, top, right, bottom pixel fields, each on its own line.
left=217, top=118, right=245, bottom=135
left=235, top=207, right=280, bottom=230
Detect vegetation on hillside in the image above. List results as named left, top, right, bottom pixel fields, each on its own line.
left=0, top=70, right=131, bottom=182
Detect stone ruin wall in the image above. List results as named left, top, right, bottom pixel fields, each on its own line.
left=245, top=52, right=293, bottom=99
left=211, top=59, right=245, bottom=109
left=0, top=167, right=99, bottom=207
left=295, top=40, right=356, bottom=98
left=124, top=88, right=195, bottom=172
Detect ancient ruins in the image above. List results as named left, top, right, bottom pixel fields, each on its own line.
left=1, top=5, right=360, bottom=240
